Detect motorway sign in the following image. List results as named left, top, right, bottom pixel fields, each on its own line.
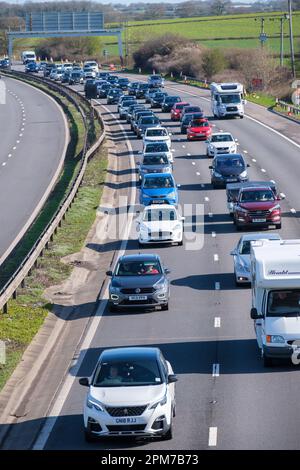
left=259, top=33, right=268, bottom=42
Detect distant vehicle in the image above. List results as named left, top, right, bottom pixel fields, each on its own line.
left=126, top=104, right=145, bottom=123
left=79, top=346, right=177, bottom=440
left=119, top=99, right=137, bottom=120
left=139, top=173, right=178, bottom=206
left=180, top=112, right=204, bottom=134
left=150, top=92, right=168, bottom=108
left=118, top=95, right=135, bottom=113
left=143, top=127, right=171, bottom=149
left=187, top=118, right=212, bottom=141
left=98, top=82, right=111, bottom=98
left=98, top=71, right=109, bottom=80
left=61, top=69, right=72, bottom=83
left=233, top=185, right=283, bottom=231
left=117, top=77, right=130, bottom=90
left=106, top=75, right=118, bottom=85
left=143, top=142, right=173, bottom=164
left=43, top=63, right=57, bottom=77
left=84, top=61, right=99, bottom=73
left=181, top=105, right=203, bottom=121
left=132, top=110, right=154, bottom=133
left=250, top=239, right=300, bottom=367
left=107, top=88, right=123, bottom=104
left=209, top=153, right=249, bottom=188
left=135, top=82, right=150, bottom=98
left=206, top=132, right=237, bottom=157
left=210, top=82, right=246, bottom=119
left=69, top=70, right=84, bottom=85
left=25, top=61, right=39, bottom=73
left=107, top=254, right=170, bottom=311
left=138, top=153, right=172, bottom=182
left=0, top=57, right=10, bottom=69
left=148, top=74, right=165, bottom=88
left=226, top=181, right=278, bottom=217
left=138, top=204, right=184, bottom=246
left=128, top=81, right=141, bottom=96
left=230, top=233, right=281, bottom=285
left=161, top=96, right=181, bottom=112
left=21, top=50, right=36, bottom=64
left=84, top=67, right=96, bottom=79
left=136, top=115, right=161, bottom=138
left=170, top=102, right=190, bottom=121
left=62, top=63, right=73, bottom=70
left=85, top=81, right=98, bottom=99
left=145, top=88, right=162, bottom=104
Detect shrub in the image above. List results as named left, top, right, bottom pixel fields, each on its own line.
left=201, top=48, right=227, bottom=80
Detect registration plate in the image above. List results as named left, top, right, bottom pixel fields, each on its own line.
left=226, top=178, right=236, bottom=182
left=128, top=295, right=147, bottom=301
left=252, top=218, right=266, bottom=223
left=154, top=200, right=165, bottom=204
left=114, top=417, right=137, bottom=424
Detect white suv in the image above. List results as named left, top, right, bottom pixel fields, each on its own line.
left=143, top=127, right=172, bottom=150
left=206, top=132, right=237, bottom=157
left=80, top=347, right=177, bottom=442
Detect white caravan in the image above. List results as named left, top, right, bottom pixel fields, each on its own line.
left=21, top=50, right=36, bottom=63
left=250, top=239, right=300, bottom=367
left=210, top=82, right=246, bottom=119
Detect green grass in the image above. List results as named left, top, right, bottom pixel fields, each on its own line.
left=274, top=104, right=300, bottom=120
left=245, top=92, right=277, bottom=108
left=0, top=143, right=108, bottom=391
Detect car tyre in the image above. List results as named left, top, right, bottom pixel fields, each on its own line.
left=263, top=355, right=273, bottom=367
left=84, top=429, right=98, bottom=443
left=161, top=303, right=169, bottom=311
left=276, top=223, right=282, bottom=229
left=162, top=422, right=173, bottom=441
left=109, top=304, right=119, bottom=313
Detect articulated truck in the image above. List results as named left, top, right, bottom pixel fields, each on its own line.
left=250, top=239, right=300, bottom=367
left=210, top=82, right=246, bottom=119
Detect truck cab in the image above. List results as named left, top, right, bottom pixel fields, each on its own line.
left=210, top=82, right=246, bottom=119
left=250, top=240, right=300, bottom=367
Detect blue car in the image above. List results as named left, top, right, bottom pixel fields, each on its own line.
left=139, top=173, right=179, bottom=206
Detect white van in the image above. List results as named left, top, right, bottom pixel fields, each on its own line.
left=21, top=50, right=36, bottom=63
left=250, top=239, right=300, bottom=367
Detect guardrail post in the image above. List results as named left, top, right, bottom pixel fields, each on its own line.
left=3, top=303, right=8, bottom=314
left=13, top=291, right=17, bottom=300
left=21, top=279, right=25, bottom=289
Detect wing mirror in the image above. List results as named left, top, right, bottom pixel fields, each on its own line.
left=79, top=377, right=89, bottom=387
left=165, top=268, right=171, bottom=274
left=250, top=307, right=262, bottom=320
left=209, top=165, right=213, bottom=169
left=168, top=374, right=178, bottom=384
left=106, top=270, right=113, bottom=276
left=230, top=249, right=237, bottom=256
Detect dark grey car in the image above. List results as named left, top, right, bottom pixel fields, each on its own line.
left=132, top=110, right=154, bottom=132
left=107, top=254, right=170, bottom=312
left=136, top=115, right=161, bottom=138
left=138, top=153, right=172, bottom=182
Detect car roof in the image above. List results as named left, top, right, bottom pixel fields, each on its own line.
left=226, top=180, right=276, bottom=190
left=100, top=347, right=161, bottom=363
left=215, top=153, right=243, bottom=159
left=240, top=233, right=281, bottom=242
left=119, top=253, right=161, bottom=263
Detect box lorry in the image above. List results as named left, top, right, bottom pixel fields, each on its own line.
left=250, top=239, right=300, bottom=367
left=210, top=82, right=246, bottom=119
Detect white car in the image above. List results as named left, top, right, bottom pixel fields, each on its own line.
left=206, top=132, right=237, bottom=157
left=143, top=141, right=173, bottom=164
left=84, top=61, right=99, bottom=73
left=143, top=127, right=172, bottom=149
left=84, top=69, right=96, bottom=79
left=80, top=347, right=177, bottom=441
left=138, top=204, right=184, bottom=245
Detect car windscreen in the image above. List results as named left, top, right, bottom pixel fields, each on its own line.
left=143, top=155, right=169, bottom=165
left=145, top=143, right=168, bottom=153
left=267, top=290, right=300, bottom=317
left=220, top=94, right=241, bottom=104
left=216, top=158, right=244, bottom=169
left=71, top=73, right=81, bottom=78
left=144, top=208, right=176, bottom=222
left=140, top=117, right=159, bottom=124
left=240, top=189, right=275, bottom=202
left=184, top=107, right=201, bottom=113
left=183, top=113, right=202, bottom=123
left=211, top=134, right=233, bottom=142
left=93, top=359, right=163, bottom=387
left=165, top=97, right=179, bottom=102
left=116, top=260, right=162, bottom=276
left=143, top=176, right=174, bottom=189
left=146, top=129, right=168, bottom=137
left=175, top=103, right=187, bottom=110
left=190, top=120, right=208, bottom=127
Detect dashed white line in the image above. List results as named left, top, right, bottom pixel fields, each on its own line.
left=214, top=317, right=221, bottom=327
left=291, top=208, right=297, bottom=214
left=16, top=140, right=20, bottom=144
left=213, top=254, right=219, bottom=262
left=182, top=145, right=186, bottom=148
left=261, top=168, right=266, bottom=173
left=211, top=231, right=216, bottom=238
left=205, top=196, right=209, bottom=202
left=208, top=427, right=218, bottom=447
left=215, top=282, right=220, bottom=290
left=12, top=146, right=16, bottom=150
left=192, top=162, right=196, bottom=166
left=8, top=154, right=12, bottom=158
left=252, top=158, right=256, bottom=162
left=196, top=171, right=200, bottom=176
left=208, top=212, right=213, bottom=218
left=212, top=364, right=220, bottom=377
left=19, top=133, right=23, bottom=137
left=280, top=192, right=286, bottom=199
left=2, top=162, right=6, bottom=167
left=243, top=150, right=248, bottom=154
left=187, top=153, right=191, bottom=156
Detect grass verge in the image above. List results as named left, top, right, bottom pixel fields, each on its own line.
left=0, top=143, right=108, bottom=391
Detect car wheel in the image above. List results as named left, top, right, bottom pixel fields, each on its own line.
left=109, top=304, right=118, bottom=313
left=263, top=355, right=273, bottom=367
left=276, top=223, right=282, bottom=229
left=84, top=429, right=98, bottom=443
left=161, top=303, right=169, bottom=311
left=162, top=422, right=173, bottom=441
left=178, top=240, right=183, bottom=246
left=240, top=115, right=244, bottom=119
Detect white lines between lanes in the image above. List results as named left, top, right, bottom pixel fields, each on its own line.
left=2, top=162, right=6, bottom=166
left=215, top=282, right=220, bottom=290
left=280, top=192, right=286, bottom=199
left=205, top=196, right=209, bottom=202
left=214, top=254, right=219, bottom=262
left=187, top=153, right=191, bottom=156
left=208, top=427, right=218, bottom=447
left=243, top=150, right=248, bottom=154
left=214, top=317, right=221, bottom=327
left=208, top=212, right=213, bottom=218
left=261, top=168, right=266, bottom=173
left=211, top=231, right=216, bottom=238
left=192, top=161, right=196, bottom=166
left=291, top=208, right=297, bottom=214
left=196, top=171, right=200, bottom=176
left=212, top=364, right=220, bottom=377
left=252, top=158, right=256, bottom=162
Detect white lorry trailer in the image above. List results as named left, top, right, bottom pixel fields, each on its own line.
left=210, top=82, right=246, bottom=119
left=250, top=239, right=300, bottom=367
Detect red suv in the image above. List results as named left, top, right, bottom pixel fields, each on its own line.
left=170, top=101, right=190, bottom=121
left=233, top=186, right=283, bottom=230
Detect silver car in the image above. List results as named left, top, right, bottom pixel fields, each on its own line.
left=230, top=233, right=281, bottom=285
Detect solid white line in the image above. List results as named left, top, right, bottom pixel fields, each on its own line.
left=215, top=282, right=220, bottom=290
left=212, top=364, right=220, bottom=377
left=214, top=254, right=219, bottom=262
left=182, top=145, right=186, bottom=148
left=33, top=101, right=137, bottom=450
left=214, top=317, right=221, bottom=327
left=208, top=427, right=218, bottom=447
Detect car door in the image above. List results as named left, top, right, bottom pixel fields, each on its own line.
left=161, top=355, right=176, bottom=404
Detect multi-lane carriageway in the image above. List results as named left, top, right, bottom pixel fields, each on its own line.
left=2, top=72, right=300, bottom=450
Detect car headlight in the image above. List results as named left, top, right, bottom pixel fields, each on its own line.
left=237, top=207, right=248, bottom=214
left=142, top=193, right=151, bottom=199
left=237, top=262, right=250, bottom=272
left=230, top=146, right=236, bottom=152
left=149, top=393, right=168, bottom=410
left=139, top=224, right=149, bottom=234
left=173, top=223, right=182, bottom=231
left=86, top=396, right=105, bottom=412
left=220, top=104, right=227, bottom=110
left=266, top=335, right=285, bottom=344
left=154, top=278, right=167, bottom=290
left=269, top=204, right=281, bottom=212
left=214, top=171, right=222, bottom=178
left=110, top=286, right=120, bottom=294
left=240, top=170, right=247, bottom=178
left=168, top=192, right=177, bottom=199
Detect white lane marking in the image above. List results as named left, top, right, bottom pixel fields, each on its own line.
left=211, top=231, right=216, bottom=238
left=2, top=162, right=6, bottom=166
left=252, top=158, right=256, bottom=162
left=187, top=153, right=191, bottom=156
left=208, top=427, right=218, bottom=447
left=182, top=145, right=186, bottom=148
left=280, top=192, right=286, bottom=198
left=19, top=133, right=23, bottom=137
left=212, top=364, right=220, bottom=377
left=196, top=171, right=200, bottom=176
left=215, top=282, right=220, bottom=290
left=291, top=208, right=297, bottom=214
left=214, top=254, right=219, bottom=262
left=208, top=212, right=213, bottom=218
left=192, top=162, right=196, bottom=166
left=270, top=179, right=276, bottom=184
left=261, top=168, right=266, bottom=173
left=243, top=150, right=248, bottom=154
left=214, top=317, right=221, bottom=327
left=12, top=146, right=16, bottom=150
left=21, top=127, right=25, bottom=131
left=33, top=101, right=137, bottom=450
left=8, top=154, right=12, bottom=158
left=16, top=140, right=20, bottom=144
left=205, top=196, right=209, bottom=202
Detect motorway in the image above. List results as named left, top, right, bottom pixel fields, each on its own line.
left=2, top=73, right=300, bottom=450
left=0, top=75, right=68, bottom=264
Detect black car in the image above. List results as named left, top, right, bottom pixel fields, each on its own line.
left=98, top=82, right=111, bottom=98
left=128, top=81, right=141, bottom=96
left=106, top=75, right=118, bottom=84
left=132, top=110, right=154, bottom=133
left=69, top=70, right=83, bottom=85
left=136, top=83, right=150, bottom=99
left=43, top=63, right=56, bottom=77
left=181, top=105, right=203, bottom=120
left=126, top=104, right=145, bottom=123
left=61, top=70, right=71, bottom=83
left=98, top=72, right=109, bottom=80
left=148, top=74, right=164, bottom=88
left=151, top=92, right=168, bottom=108
left=107, top=88, right=123, bottom=104
left=145, top=88, right=162, bottom=104
left=161, top=96, right=181, bottom=112
left=107, top=253, right=170, bottom=311
left=209, top=154, right=250, bottom=188
left=0, top=58, right=9, bottom=69
left=118, top=77, right=130, bottom=90
left=180, top=112, right=204, bottom=134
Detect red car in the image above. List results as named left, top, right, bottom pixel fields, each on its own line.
left=170, top=101, right=190, bottom=121
left=187, top=118, right=212, bottom=141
